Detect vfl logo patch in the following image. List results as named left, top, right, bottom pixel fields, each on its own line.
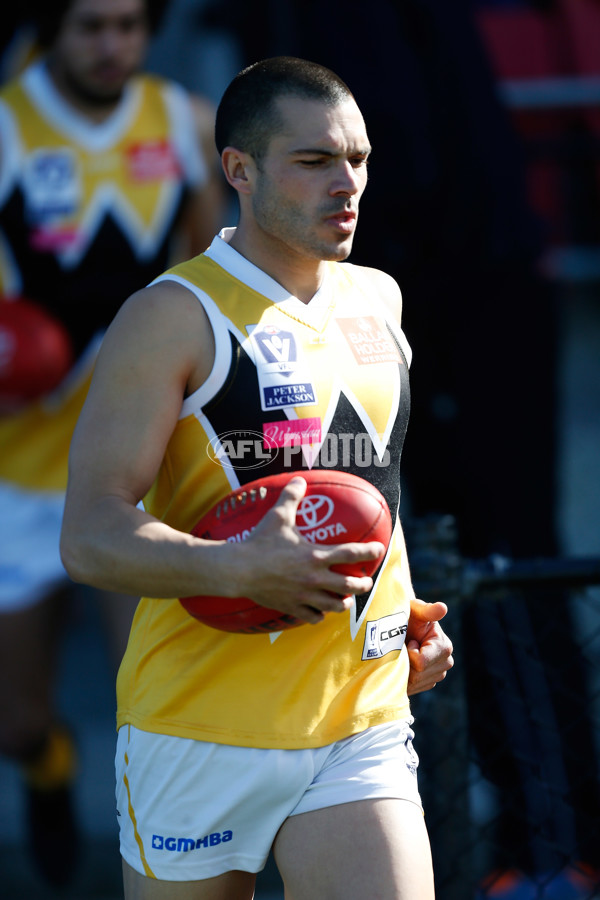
left=247, top=324, right=317, bottom=412
left=23, top=148, right=80, bottom=221
left=362, top=612, right=408, bottom=660
left=253, top=325, right=297, bottom=373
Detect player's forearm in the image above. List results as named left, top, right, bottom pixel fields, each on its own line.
left=60, top=497, right=232, bottom=599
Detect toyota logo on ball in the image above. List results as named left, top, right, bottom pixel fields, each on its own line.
left=296, top=495, right=334, bottom=531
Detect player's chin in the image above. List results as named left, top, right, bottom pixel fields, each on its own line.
left=83, top=84, right=127, bottom=107
left=86, top=70, right=131, bottom=101
left=323, top=237, right=355, bottom=261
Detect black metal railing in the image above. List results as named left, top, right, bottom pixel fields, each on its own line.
left=406, top=515, right=600, bottom=900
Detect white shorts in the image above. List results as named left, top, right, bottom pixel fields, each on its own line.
left=115, top=720, right=422, bottom=882
left=0, top=481, right=67, bottom=612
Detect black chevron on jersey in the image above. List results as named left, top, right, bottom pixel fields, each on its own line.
left=201, top=327, right=411, bottom=625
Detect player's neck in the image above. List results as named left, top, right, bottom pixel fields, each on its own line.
left=227, top=226, right=327, bottom=305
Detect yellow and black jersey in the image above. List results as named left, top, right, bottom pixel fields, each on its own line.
left=117, top=231, right=415, bottom=750
left=0, top=61, right=206, bottom=490
left=0, top=60, right=206, bottom=358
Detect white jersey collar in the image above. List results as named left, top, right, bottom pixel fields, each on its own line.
left=205, top=228, right=336, bottom=329
left=22, top=60, right=142, bottom=153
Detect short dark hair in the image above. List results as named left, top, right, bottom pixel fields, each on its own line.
left=215, top=56, right=354, bottom=163
left=23, top=0, right=169, bottom=49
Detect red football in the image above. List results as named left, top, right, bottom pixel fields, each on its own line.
left=0, top=298, right=73, bottom=412
left=180, top=469, right=393, bottom=634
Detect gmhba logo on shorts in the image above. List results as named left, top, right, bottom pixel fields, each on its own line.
left=151, top=831, right=233, bottom=852
left=362, top=612, right=408, bottom=660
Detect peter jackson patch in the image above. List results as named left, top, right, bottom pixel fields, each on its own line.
left=247, top=324, right=317, bottom=412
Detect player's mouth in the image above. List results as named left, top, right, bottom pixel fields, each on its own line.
left=325, top=211, right=357, bottom=234
left=90, top=62, right=129, bottom=86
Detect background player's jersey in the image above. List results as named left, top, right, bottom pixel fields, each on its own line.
left=0, top=61, right=206, bottom=490
left=117, top=232, right=415, bottom=749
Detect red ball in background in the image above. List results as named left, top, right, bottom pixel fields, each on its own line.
left=0, top=298, right=73, bottom=412
left=180, top=469, right=393, bottom=634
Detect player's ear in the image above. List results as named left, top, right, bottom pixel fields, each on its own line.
left=221, top=147, right=255, bottom=195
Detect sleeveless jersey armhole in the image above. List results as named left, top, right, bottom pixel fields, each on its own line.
left=150, top=272, right=238, bottom=417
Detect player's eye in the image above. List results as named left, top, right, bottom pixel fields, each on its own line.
left=119, top=14, right=146, bottom=33
left=78, top=19, right=103, bottom=35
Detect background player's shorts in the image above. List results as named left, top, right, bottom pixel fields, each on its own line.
left=115, top=719, right=422, bottom=882
left=0, top=482, right=66, bottom=611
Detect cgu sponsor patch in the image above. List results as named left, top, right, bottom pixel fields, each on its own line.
left=338, top=316, right=402, bottom=366
left=361, top=612, right=408, bottom=660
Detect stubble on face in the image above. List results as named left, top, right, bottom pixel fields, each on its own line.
left=251, top=176, right=356, bottom=263
left=50, top=0, right=149, bottom=111
left=249, top=97, right=369, bottom=265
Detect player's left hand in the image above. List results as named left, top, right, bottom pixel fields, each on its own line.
left=406, top=598, right=454, bottom=696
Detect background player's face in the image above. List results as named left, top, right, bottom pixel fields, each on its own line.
left=52, top=0, right=149, bottom=106
left=250, top=95, right=371, bottom=264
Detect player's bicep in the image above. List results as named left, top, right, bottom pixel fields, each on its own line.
left=69, top=347, right=180, bottom=509
left=67, top=284, right=208, bottom=510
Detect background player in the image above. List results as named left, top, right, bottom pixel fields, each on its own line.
left=61, top=56, right=453, bottom=899
left=0, top=0, right=224, bottom=886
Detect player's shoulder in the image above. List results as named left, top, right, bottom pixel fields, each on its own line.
left=0, top=75, right=25, bottom=167
left=120, top=277, right=204, bottom=324
left=106, top=277, right=208, bottom=355
left=184, top=92, right=217, bottom=140
left=140, top=73, right=214, bottom=116
left=0, top=76, right=20, bottom=103
left=140, top=74, right=215, bottom=143
left=0, top=65, right=28, bottom=109
left=339, top=262, right=403, bottom=321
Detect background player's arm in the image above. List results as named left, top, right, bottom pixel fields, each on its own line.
left=171, top=94, right=227, bottom=260
left=60, top=284, right=380, bottom=621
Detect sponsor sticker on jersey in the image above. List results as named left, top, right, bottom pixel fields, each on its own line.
left=247, top=324, right=317, bottom=411
left=337, top=317, right=402, bottom=366
left=361, top=612, right=408, bottom=660
left=29, top=226, right=79, bottom=252
left=23, top=148, right=80, bottom=220
left=262, top=417, right=322, bottom=448
left=126, top=139, right=181, bottom=181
